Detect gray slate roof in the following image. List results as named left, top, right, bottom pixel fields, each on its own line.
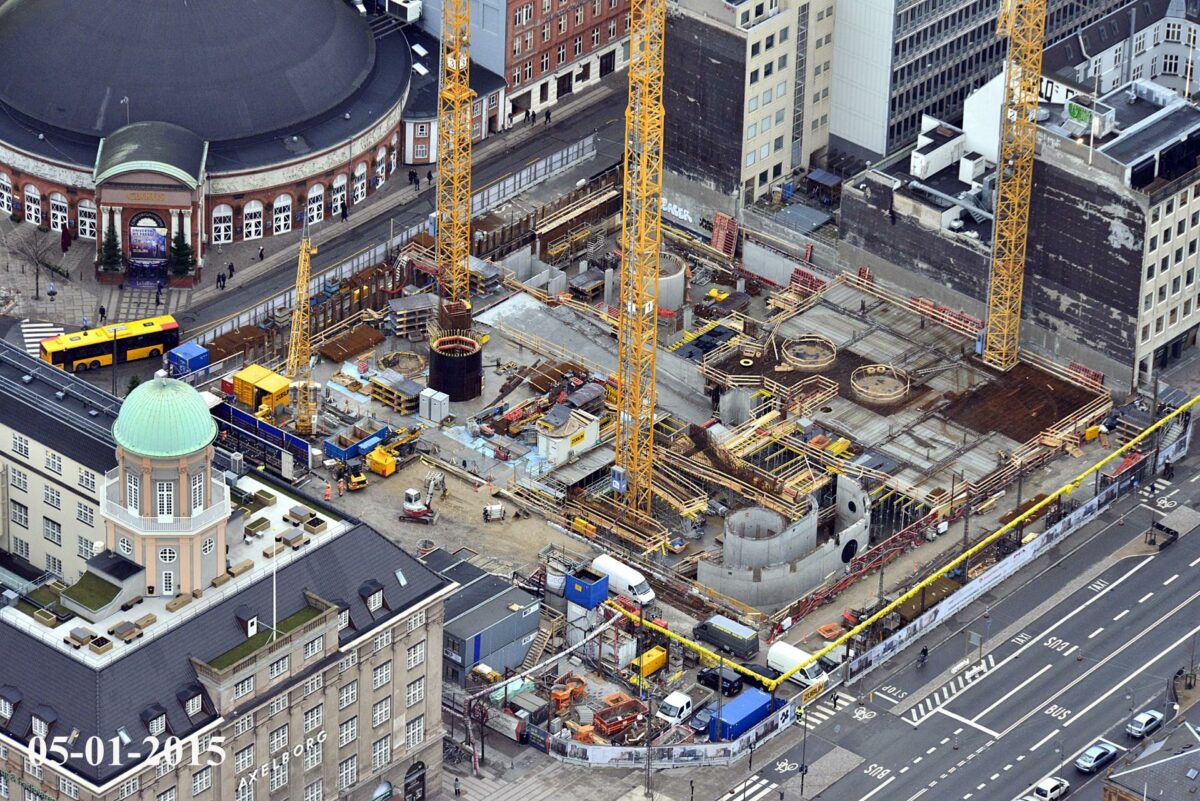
left=0, top=522, right=448, bottom=786
left=0, top=0, right=376, bottom=141
left=403, top=26, right=509, bottom=121
left=1108, top=722, right=1200, bottom=800
left=94, top=122, right=208, bottom=187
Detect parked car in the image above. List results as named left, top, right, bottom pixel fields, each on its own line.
left=1074, top=742, right=1119, bottom=773
left=1029, top=776, right=1070, bottom=800
left=739, top=663, right=782, bottom=692
left=689, top=705, right=716, bottom=735
left=697, top=666, right=744, bottom=697
left=1126, top=709, right=1165, bottom=738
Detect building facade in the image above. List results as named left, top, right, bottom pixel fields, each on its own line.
left=827, top=0, right=1128, bottom=166
left=0, top=359, right=454, bottom=801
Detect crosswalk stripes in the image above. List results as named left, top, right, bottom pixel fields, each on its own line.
left=1139, top=478, right=1171, bottom=499
left=719, top=775, right=778, bottom=801
left=1087, top=578, right=1110, bottom=592
left=798, top=693, right=856, bottom=730
left=905, top=654, right=997, bottom=725
left=19, top=319, right=62, bottom=357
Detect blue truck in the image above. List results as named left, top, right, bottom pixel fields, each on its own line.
left=708, top=687, right=779, bottom=742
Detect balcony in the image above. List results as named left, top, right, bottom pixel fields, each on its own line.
left=103, top=469, right=231, bottom=534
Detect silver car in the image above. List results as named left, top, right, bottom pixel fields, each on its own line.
left=1126, top=709, right=1164, bottom=738
left=1075, top=742, right=1119, bottom=773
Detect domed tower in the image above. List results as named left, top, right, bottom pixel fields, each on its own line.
left=104, top=375, right=229, bottom=597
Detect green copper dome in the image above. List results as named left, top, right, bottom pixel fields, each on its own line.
left=113, top=376, right=217, bottom=458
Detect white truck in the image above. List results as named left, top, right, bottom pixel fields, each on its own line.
left=655, top=683, right=713, bottom=727
left=592, top=554, right=656, bottom=605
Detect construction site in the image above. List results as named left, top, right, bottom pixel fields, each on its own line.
left=152, top=0, right=1194, bottom=769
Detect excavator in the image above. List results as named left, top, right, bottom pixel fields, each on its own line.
left=399, top=471, right=446, bottom=525
left=366, top=425, right=424, bottom=478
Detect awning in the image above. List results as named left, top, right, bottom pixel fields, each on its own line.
left=807, top=168, right=842, bottom=188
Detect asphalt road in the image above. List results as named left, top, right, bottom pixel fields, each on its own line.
left=174, top=98, right=625, bottom=333
left=717, top=448, right=1200, bottom=801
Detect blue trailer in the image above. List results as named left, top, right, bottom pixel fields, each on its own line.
left=168, top=342, right=210, bottom=377
left=709, top=687, right=777, bottom=742
left=564, top=568, right=609, bottom=609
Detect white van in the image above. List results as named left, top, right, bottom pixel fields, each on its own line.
left=766, top=641, right=829, bottom=687
left=591, top=554, right=656, bottom=605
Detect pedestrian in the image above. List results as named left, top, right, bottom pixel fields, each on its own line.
left=531, top=109, right=537, bottom=124
left=506, top=112, right=512, bottom=130
left=454, top=778, right=461, bottom=797
left=524, top=108, right=531, bottom=123
left=82, top=316, right=89, bottom=333
left=545, top=109, right=551, bottom=125
left=228, top=262, right=235, bottom=277
left=427, top=170, right=433, bottom=188
left=98, top=305, right=107, bottom=323
left=216, top=271, right=223, bottom=289
left=257, top=246, right=264, bottom=261
left=155, top=287, right=162, bottom=306
left=341, top=204, right=348, bottom=222
left=337, top=478, right=345, bottom=497
left=324, top=483, right=332, bottom=501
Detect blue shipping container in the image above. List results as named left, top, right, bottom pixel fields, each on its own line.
left=168, top=342, right=209, bottom=376
left=564, top=568, right=609, bottom=609
left=709, top=687, right=775, bottom=742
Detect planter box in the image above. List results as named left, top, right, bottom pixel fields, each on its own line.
left=246, top=517, right=271, bottom=534
left=254, top=490, right=277, bottom=507
left=89, top=636, right=113, bottom=654
left=34, top=609, right=57, bottom=627
left=303, top=518, right=328, bottom=535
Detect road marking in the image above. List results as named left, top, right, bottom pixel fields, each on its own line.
left=875, top=691, right=900, bottom=705
left=1062, top=645, right=1079, bottom=657
left=1088, top=627, right=1104, bottom=639
left=1017, top=755, right=1025, bottom=761
left=951, top=659, right=969, bottom=674
left=940, top=737, right=950, bottom=745
left=937, top=708, right=1001, bottom=739
left=913, top=757, right=923, bottom=764
left=1087, top=578, right=1110, bottom=592
left=855, top=776, right=895, bottom=801
left=926, top=747, right=937, bottom=754
left=972, top=664, right=1054, bottom=722
left=1164, top=574, right=1179, bottom=586
left=1003, top=765, right=1013, bottom=771
left=1140, top=504, right=1165, bottom=515
left=954, top=728, right=963, bottom=735
left=976, top=784, right=987, bottom=790
left=1191, top=555, right=1200, bottom=567
left=1065, top=621, right=1200, bottom=727
left=1113, top=610, right=1129, bottom=621
left=1139, top=592, right=1155, bottom=603
left=990, top=773, right=1000, bottom=781
left=1191, top=473, right=1199, bottom=483
left=1011, top=632, right=1032, bottom=645
left=1030, top=728, right=1060, bottom=752
left=900, top=767, right=910, bottom=774
left=720, top=777, right=777, bottom=801
left=962, top=795, right=971, bottom=800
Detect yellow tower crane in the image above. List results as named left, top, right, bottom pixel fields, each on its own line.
left=436, top=0, right=475, bottom=308
left=286, top=221, right=318, bottom=435
left=981, top=0, right=1048, bottom=371
left=613, top=0, right=667, bottom=515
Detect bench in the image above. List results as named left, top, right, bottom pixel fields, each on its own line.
left=285, top=504, right=313, bottom=525
left=263, top=543, right=286, bottom=558
left=120, top=595, right=144, bottom=612
left=211, top=573, right=232, bottom=587
left=290, top=536, right=311, bottom=551
left=228, top=560, right=254, bottom=577
left=165, top=595, right=191, bottom=613
left=134, top=614, right=157, bottom=631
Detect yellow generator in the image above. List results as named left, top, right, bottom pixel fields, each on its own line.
left=366, top=446, right=397, bottom=477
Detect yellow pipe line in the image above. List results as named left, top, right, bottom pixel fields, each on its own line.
left=607, top=393, right=1199, bottom=691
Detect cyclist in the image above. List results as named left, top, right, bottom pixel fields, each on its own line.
left=918, top=646, right=928, bottom=667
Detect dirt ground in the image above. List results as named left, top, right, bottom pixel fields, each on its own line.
left=318, top=457, right=578, bottom=573
left=941, top=361, right=1099, bottom=442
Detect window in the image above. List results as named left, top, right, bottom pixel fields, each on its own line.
left=0, top=699, right=11, bottom=719
left=337, top=756, right=358, bottom=791
left=190, top=473, right=204, bottom=513
left=0, top=774, right=6, bottom=800
left=202, top=537, right=215, bottom=555
left=270, top=694, right=289, bottom=716
left=308, top=184, right=325, bottom=224
left=192, top=767, right=213, bottom=795
left=156, top=481, right=174, bottom=517
left=126, top=474, right=140, bottom=513
left=0, top=174, right=9, bottom=216
left=270, top=761, right=288, bottom=792
left=338, top=717, right=358, bottom=747
left=148, top=714, right=167, bottom=736
left=750, top=69, right=759, bottom=84
left=608, top=19, right=616, bottom=38
left=212, top=205, right=234, bottom=245
left=592, top=27, right=600, bottom=46
left=305, top=704, right=324, bottom=733
left=338, top=609, right=350, bottom=630
left=557, top=43, right=566, bottom=64
left=406, top=677, right=426, bottom=707
left=10, top=501, right=27, bottom=529
left=304, top=674, right=324, bottom=696
left=367, top=590, right=384, bottom=612
left=23, top=185, right=40, bottom=225
left=8, top=469, right=25, bottom=493
left=373, top=630, right=392, bottom=652
left=44, top=452, right=61, bottom=474
left=23, top=757, right=41, bottom=781
left=558, top=16, right=566, bottom=33
left=575, top=6, right=583, bottom=24
left=10, top=433, right=27, bottom=459
left=46, top=554, right=62, bottom=577
left=574, top=35, right=582, bottom=56
left=43, top=518, right=61, bottom=545
left=234, top=713, right=255, bottom=736
left=1167, top=20, right=1182, bottom=42
left=76, top=502, right=94, bottom=527
left=159, top=756, right=180, bottom=778
left=372, top=697, right=391, bottom=727
left=304, top=635, right=324, bottom=660
left=339, top=681, right=358, bottom=710
left=234, top=676, right=255, bottom=700
left=243, top=200, right=264, bottom=240
left=414, top=145, right=427, bottom=159
left=235, top=779, right=254, bottom=801
left=353, top=165, right=368, bottom=204
left=407, top=641, right=426, bottom=669
left=41, top=485, right=60, bottom=510
left=747, top=123, right=757, bottom=140
left=339, top=652, right=358, bottom=672
left=407, top=610, right=426, bottom=631
left=406, top=715, right=425, bottom=749
left=31, top=716, right=47, bottom=738
left=270, top=655, right=290, bottom=679
left=372, top=735, right=391, bottom=771
left=304, top=780, right=323, bottom=801
left=304, top=740, right=323, bottom=771
left=235, top=745, right=255, bottom=773
left=186, top=695, right=203, bottom=717
left=12, top=537, right=27, bottom=560
left=155, top=788, right=176, bottom=801
left=1164, top=54, right=1181, bottom=75
left=59, top=777, right=80, bottom=800
left=746, top=151, right=756, bottom=167
left=118, top=777, right=140, bottom=799
left=270, top=723, right=289, bottom=753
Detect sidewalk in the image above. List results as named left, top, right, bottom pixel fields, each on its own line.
left=0, top=75, right=625, bottom=330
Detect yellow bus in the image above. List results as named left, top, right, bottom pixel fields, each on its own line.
left=39, top=316, right=182, bottom=372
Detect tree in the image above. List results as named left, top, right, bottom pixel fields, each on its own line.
left=11, top=228, right=55, bottom=299
left=168, top=227, right=194, bottom=276
left=126, top=375, right=141, bottom=396
left=100, top=223, right=122, bottom=272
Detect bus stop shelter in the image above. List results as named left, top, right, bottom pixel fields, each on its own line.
left=1148, top=505, right=1200, bottom=549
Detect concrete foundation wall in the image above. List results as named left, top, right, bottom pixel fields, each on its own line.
left=722, top=507, right=817, bottom=568
left=696, top=529, right=849, bottom=611
left=661, top=169, right=739, bottom=228
left=743, top=239, right=802, bottom=288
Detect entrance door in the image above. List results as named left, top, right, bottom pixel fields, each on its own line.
left=599, top=50, right=615, bottom=76
left=556, top=73, right=574, bottom=99
left=161, top=571, right=175, bottom=596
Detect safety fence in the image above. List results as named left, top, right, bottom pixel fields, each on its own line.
left=191, top=135, right=597, bottom=347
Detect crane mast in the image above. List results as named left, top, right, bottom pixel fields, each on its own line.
left=982, top=0, right=1047, bottom=371
left=286, top=222, right=318, bottom=435
left=613, top=0, right=667, bottom=515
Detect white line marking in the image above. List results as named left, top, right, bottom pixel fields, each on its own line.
left=1088, top=627, right=1104, bottom=639
left=1065, top=621, right=1200, bottom=727
left=1190, top=555, right=1200, bottom=567
left=1029, top=728, right=1060, bottom=752
left=1113, top=610, right=1129, bottom=621
left=1062, top=645, right=1079, bottom=657
left=937, top=708, right=1001, bottom=739
left=927, top=747, right=937, bottom=754
left=1164, top=574, right=1179, bottom=586
left=1017, top=755, right=1025, bottom=761
left=962, top=795, right=972, bottom=800
left=976, top=784, right=986, bottom=790
left=940, top=737, right=950, bottom=745
left=951, top=659, right=968, bottom=674
left=1190, top=473, right=1199, bottom=483
left=900, top=767, right=910, bottom=775
left=990, top=773, right=1000, bottom=781
left=1003, top=765, right=1013, bottom=772
left=954, top=728, right=963, bottom=735
left=972, top=664, right=1054, bottom=722
left=901, top=789, right=923, bottom=801
left=1139, top=592, right=1154, bottom=603
left=914, top=757, right=923, bottom=764
left=856, top=776, right=895, bottom=801
left=875, top=691, right=900, bottom=705
left=1166, top=489, right=1179, bottom=498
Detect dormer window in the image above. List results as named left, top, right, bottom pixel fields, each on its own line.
left=368, top=590, right=383, bottom=612
left=148, top=715, right=166, bottom=737
left=0, top=699, right=12, bottom=720
left=359, top=580, right=385, bottom=613
left=338, top=609, right=350, bottom=630
left=186, top=696, right=202, bottom=717
left=31, top=716, right=47, bottom=738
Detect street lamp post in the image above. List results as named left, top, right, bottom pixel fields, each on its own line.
left=109, top=324, right=127, bottom=396
left=799, top=706, right=810, bottom=799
